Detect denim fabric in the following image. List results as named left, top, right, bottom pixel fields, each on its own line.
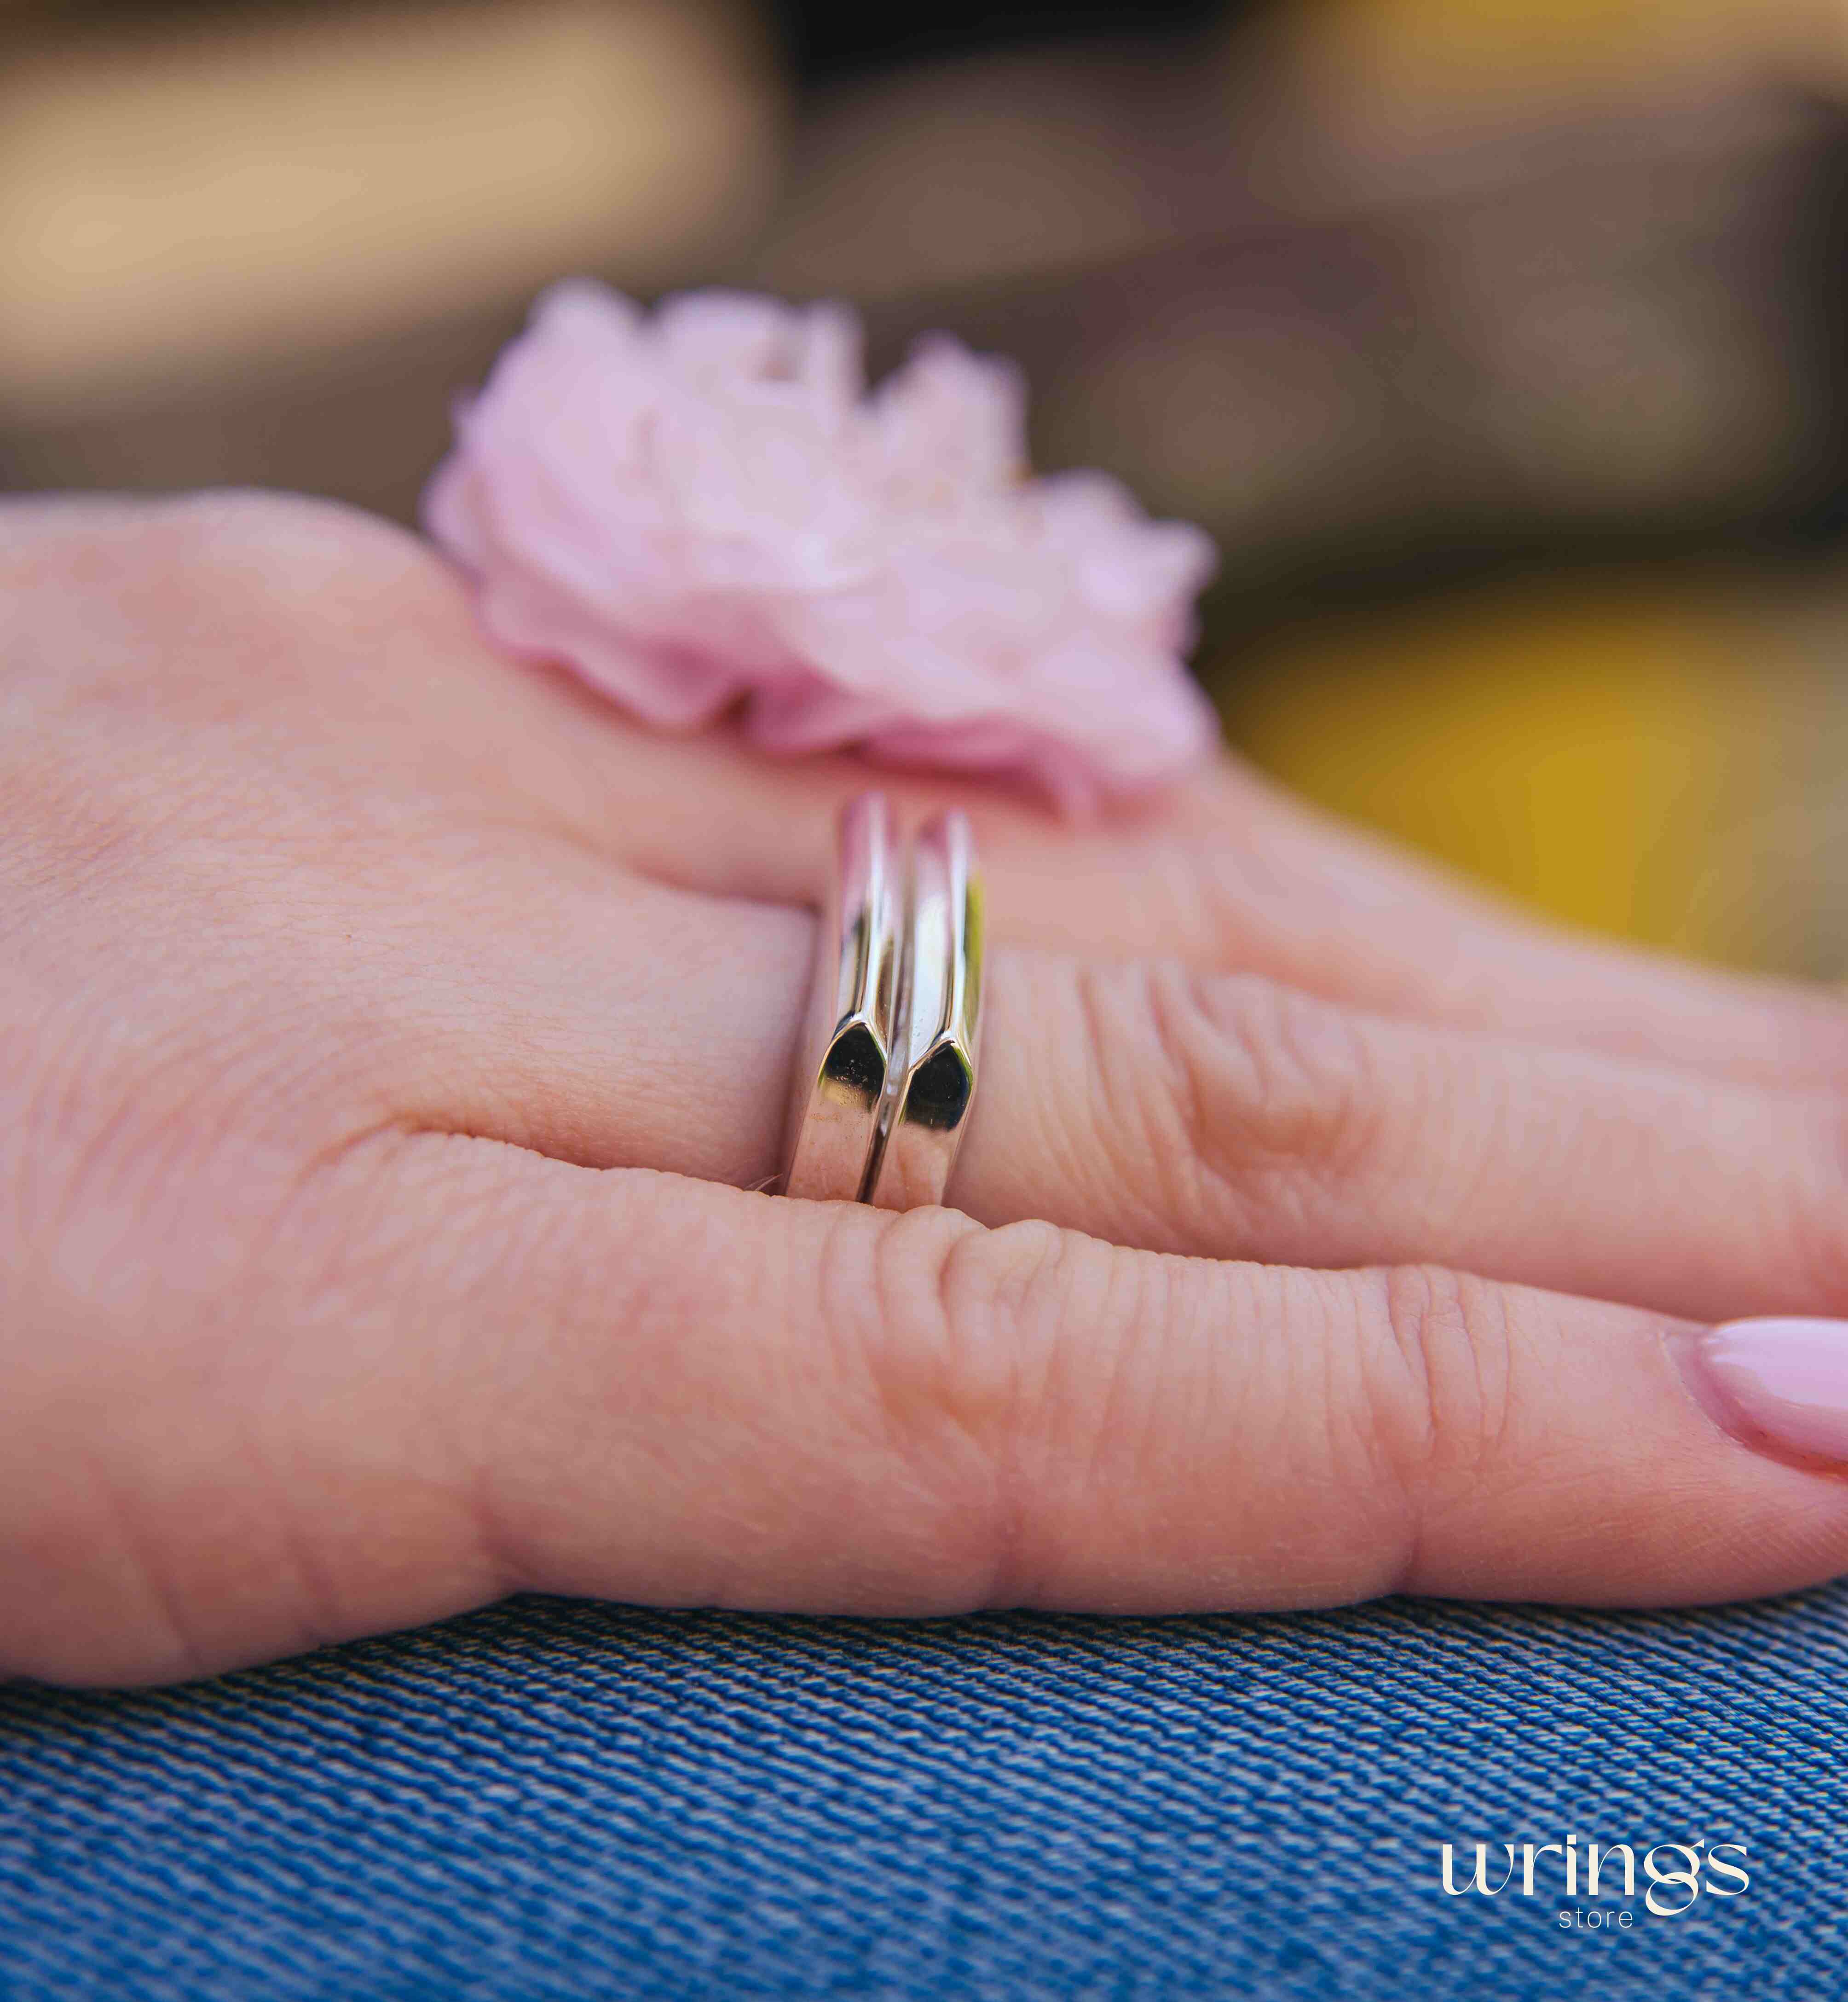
left=2, top=1587, right=1844, bottom=2001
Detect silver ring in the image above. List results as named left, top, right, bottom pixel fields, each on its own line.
left=864, top=809, right=984, bottom=1212
left=781, top=796, right=985, bottom=1210
left=781, top=793, right=899, bottom=1204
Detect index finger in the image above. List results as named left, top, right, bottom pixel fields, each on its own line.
left=18, top=1136, right=1848, bottom=1687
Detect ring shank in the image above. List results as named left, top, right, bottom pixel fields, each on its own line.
left=865, top=810, right=984, bottom=1212
left=781, top=794, right=897, bottom=1204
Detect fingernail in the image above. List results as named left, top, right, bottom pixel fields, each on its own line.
left=1680, top=1318, right=1848, bottom=1468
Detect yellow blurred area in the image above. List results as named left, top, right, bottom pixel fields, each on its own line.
left=1217, top=576, right=1845, bottom=973
left=1303, top=0, right=1843, bottom=105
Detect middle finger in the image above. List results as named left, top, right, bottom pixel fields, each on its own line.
left=948, top=949, right=1848, bottom=1325
left=398, top=847, right=1847, bottom=1326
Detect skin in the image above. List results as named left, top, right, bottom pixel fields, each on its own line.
left=8, top=489, right=1848, bottom=1690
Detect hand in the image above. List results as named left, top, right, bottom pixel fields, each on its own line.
left=7, top=491, right=1848, bottom=1687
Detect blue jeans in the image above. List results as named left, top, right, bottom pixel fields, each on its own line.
left=1, top=1587, right=1838, bottom=1999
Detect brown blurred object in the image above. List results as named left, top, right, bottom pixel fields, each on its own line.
left=0, top=0, right=783, bottom=513
left=5, top=1, right=1844, bottom=583
left=750, top=35, right=1208, bottom=303
left=752, top=19, right=1848, bottom=608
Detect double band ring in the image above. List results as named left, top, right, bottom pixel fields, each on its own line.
left=781, top=793, right=984, bottom=1210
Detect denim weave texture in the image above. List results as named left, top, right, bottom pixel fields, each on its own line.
left=2, top=1585, right=1845, bottom=2000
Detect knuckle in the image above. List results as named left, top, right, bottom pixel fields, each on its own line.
left=11, top=490, right=457, bottom=715
left=1185, top=971, right=1377, bottom=1175
left=1, top=486, right=414, bottom=598
left=139, top=492, right=454, bottom=655
left=1369, top=1264, right=1519, bottom=1505
left=829, top=1204, right=1073, bottom=1601
left=145, top=489, right=434, bottom=593
left=1078, top=957, right=1380, bottom=1253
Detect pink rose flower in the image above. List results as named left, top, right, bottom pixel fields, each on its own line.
left=423, top=281, right=1219, bottom=814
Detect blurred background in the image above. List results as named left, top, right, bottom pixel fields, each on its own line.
left=5, top=0, right=1848, bottom=973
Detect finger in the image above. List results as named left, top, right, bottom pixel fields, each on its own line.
left=346, top=845, right=813, bottom=1191
left=391, top=870, right=1842, bottom=1325
left=549, top=708, right=1848, bottom=1090
left=950, top=953, right=1848, bottom=1325
left=17, top=1146, right=1848, bottom=1685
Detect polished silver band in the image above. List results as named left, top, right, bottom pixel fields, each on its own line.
left=781, top=793, right=899, bottom=1204
left=864, top=810, right=983, bottom=1211
left=781, top=793, right=983, bottom=1210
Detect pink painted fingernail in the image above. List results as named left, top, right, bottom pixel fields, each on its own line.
left=1682, top=1318, right=1848, bottom=1466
